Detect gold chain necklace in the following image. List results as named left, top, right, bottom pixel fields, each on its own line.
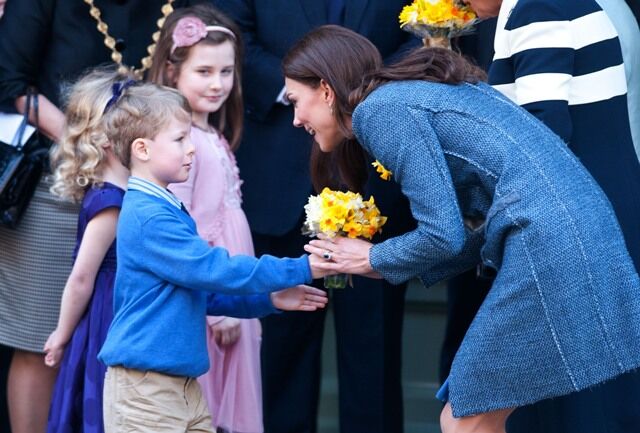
left=84, top=0, right=175, bottom=79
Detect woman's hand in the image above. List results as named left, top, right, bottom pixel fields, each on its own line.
left=210, top=317, right=242, bottom=347
left=304, top=237, right=383, bottom=278
left=271, top=285, right=328, bottom=311
left=43, top=330, right=67, bottom=368
left=307, top=252, right=339, bottom=279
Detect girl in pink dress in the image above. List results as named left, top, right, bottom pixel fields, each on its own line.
left=149, top=5, right=263, bottom=433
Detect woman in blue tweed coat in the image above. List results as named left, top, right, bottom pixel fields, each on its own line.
left=285, top=26, right=640, bottom=433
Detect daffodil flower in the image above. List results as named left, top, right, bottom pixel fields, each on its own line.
left=398, top=0, right=478, bottom=42
left=372, top=160, right=393, bottom=181
left=302, top=187, right=387, bottom=241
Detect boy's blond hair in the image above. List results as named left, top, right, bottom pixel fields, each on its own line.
left=50, top=68, right=131, bottom=202
left=103, top=83, right=192, bottom=168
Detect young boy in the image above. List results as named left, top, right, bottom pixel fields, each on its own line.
left=97, top=81, right=328, bottom=433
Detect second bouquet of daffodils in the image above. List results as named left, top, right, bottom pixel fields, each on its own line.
left=303, top=188, right=387, bottom=288
left=399, top=0, right=478, bottom=48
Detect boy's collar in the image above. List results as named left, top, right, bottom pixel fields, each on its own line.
left=127, top=176, right=181, bottom=209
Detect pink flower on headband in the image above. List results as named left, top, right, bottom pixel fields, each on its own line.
left=172, top=16, right=208, bottom=53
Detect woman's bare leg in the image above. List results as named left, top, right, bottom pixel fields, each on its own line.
left=7, top=349, right=57, bottom=433
left=440, top=402, right=514, bottom=433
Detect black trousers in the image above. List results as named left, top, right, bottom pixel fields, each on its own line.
left=255, top=225, right=406, bottom=433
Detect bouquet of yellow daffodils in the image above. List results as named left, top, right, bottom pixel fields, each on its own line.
left=303, top=188, right=387, bottom=288
left=399, top=0, right=478, bottom=48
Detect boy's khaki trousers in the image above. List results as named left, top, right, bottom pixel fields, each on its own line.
left=103, top=366, right=214, bottom=433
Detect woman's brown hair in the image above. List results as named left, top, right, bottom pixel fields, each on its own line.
left=283, top=25, right=486, bottom=192
left=148, top=4, right=244, bottom=150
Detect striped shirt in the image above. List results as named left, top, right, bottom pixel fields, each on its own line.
left=489, top=0, right=628, bottom=142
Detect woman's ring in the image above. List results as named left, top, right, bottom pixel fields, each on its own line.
left=322, top=251, right=332, bottom=261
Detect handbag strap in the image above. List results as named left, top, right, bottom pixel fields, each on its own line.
left=11, top=88, right=38, bottom=151
left=32, top=88, right=39, bottom=131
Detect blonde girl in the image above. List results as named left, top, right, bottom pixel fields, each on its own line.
left=44, top=69, right=130, bottom=433
left=149, top=5, right=263, bottom=433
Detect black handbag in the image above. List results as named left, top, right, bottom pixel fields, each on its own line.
left=0, top=90, right=49, bottom=228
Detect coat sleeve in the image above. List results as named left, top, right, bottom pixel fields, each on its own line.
left=214, top=0, right=284, bottom=122
left=139, top=210, right=312, bottom=293
left=354, top=99, right=481, bottom=286
left=0, top=0, right=53, bottom=107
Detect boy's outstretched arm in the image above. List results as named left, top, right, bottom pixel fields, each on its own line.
left=206, top=285, right=328, bottom=317
left=138, top=211, right=335, bottom=295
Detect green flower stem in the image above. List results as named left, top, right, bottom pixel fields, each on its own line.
left=324, top=273, right=349, bottom=289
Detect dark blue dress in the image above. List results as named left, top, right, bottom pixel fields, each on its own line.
left=47, top=183, right=124, bottom=433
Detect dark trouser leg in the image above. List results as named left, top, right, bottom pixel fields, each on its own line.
left=333, top=277, right=406, bottom=433
left=507, top=369, right=640, bottom=433
left=255, top=229, right=325, bottom=433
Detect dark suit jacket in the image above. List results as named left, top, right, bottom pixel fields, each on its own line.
left=0, top=0, right=199, bottom=109
left=215, top=0, right=418, bottom=236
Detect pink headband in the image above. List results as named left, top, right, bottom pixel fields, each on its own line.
left=171, top=16, right=236, bottom=54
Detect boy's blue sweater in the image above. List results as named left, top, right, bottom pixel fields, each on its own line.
left=98, top=190, right=312, bottom=377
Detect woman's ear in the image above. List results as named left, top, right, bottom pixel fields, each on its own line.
left=131, top=138, right=150, bottom=162
left=319, top=79, right=335, bottom=106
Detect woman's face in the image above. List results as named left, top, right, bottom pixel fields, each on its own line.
left=285, top=77, right=344, bottom=152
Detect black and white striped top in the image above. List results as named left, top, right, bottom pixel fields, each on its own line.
left=489, top=0, right=628, bottom=141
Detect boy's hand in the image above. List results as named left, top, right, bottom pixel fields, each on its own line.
left=210, top=317, right=242, bottom=347
left=43, top=330, right=66, bottom=368
left=271, top=285, right=328, bottom=311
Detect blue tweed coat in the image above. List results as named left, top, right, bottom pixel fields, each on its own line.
left=353, top=80, right=640, bottom=417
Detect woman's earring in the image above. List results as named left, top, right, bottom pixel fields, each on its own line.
left=330, top=104, right=334, bottom=115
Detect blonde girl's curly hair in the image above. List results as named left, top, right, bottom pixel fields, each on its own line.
left=50, top=68, right=132, bottom=202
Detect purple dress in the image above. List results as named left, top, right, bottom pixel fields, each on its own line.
left=47, top=183, right=124, bottom=433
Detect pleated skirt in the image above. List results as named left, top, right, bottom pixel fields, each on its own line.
left=0, top=177, right=79, bottom=353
